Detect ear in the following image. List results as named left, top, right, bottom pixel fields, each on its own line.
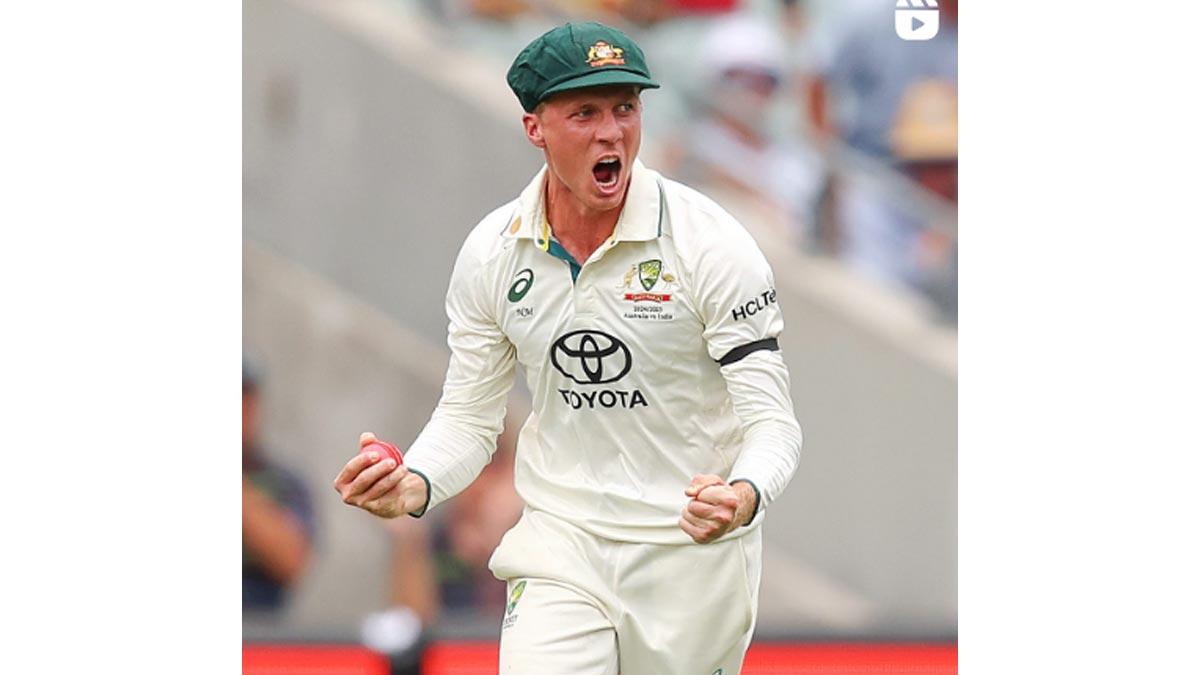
left=522, top=112, right=546, bottom=149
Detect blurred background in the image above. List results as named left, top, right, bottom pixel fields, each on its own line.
left=242, top=0, right=956, bottom=672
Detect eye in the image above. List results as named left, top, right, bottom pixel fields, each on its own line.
left=573, top=107, right=596, bottom=119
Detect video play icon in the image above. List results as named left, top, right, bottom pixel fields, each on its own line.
left=895, top=0, right=940, bottom=41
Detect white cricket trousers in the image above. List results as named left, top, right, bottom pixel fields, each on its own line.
left=488, top=509, right=763, bottom=675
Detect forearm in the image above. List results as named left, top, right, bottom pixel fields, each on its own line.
left=730, top=421, right=800, bottom=514
left=242, top=481, right=311, bottom=584
left=404, top=407, right=503, bottom=514
left=723, top=351, right=804, bottom=513
left=406, top=300, right=517, bottom=515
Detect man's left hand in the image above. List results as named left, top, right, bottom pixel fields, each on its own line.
left=678, top=474, right=756, bottom=544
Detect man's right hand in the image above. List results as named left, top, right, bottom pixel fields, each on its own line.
left=333, top=432, right=427, bottom=519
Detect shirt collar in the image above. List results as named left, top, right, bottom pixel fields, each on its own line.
left=504, top=158, right=663, bottom=244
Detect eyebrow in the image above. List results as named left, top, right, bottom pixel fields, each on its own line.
left=565, top=95, right=638, bottom=114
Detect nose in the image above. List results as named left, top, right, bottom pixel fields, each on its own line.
left=594, top=110, right=622, bottom=144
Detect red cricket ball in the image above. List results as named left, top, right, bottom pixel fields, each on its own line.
left=360, top=440, right=404, bottom=465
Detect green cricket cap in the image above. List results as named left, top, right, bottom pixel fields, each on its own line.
left=507, top=22, right=660, bottom=113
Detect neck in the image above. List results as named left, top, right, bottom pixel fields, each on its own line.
left=544, top=170, right=625, bottom=257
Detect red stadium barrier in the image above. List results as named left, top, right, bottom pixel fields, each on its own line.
left=742, top=643, right=957, bottom=674
left=242, top=644, right=390, bottom=675
left=243, top=641, right=957, bottom=674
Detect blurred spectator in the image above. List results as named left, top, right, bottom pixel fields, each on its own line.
left=779, top=0, right=834, bottom=139
left=818, top=0, right=957, bottom=309
left=666, top=15, right=824, bottom=242
left=892, top=79, right=957, bottom=314
left=777, top=0, right=839, bottom=250
left=360, top=416, right=524, bottom=674
left=823, top=0, right=957, bottom=160
left=459, top=0, right=736, bottom=25
left=430, top=420, right=522, bottom=612
left=836, top=78, right=957, bottom=311
left=464, top=0, right=531, bottom=21
left=242, top=362, right=315, bottom=613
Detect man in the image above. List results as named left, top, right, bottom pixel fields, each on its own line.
left=243, top=363, right=314, bottom=612
left=670, top=15, right=824, bottom=243
left=334, top=22, right=802, bottom=674
left=821, top=1, right=957, bottom=293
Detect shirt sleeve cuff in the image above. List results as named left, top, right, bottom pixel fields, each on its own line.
left=728, top=478, right=762, bottom=527
left=406, top=467, right=432, bottom=519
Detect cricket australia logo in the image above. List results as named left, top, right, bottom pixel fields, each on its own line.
left=618, top=259, right=676, bottom=300
left=507, top=580, right=526, bottom=616
left=638, top=259, right=661, bottom=290
left=618, top=259, right=676, bottom=321
left=586, top=41, right=625, bottom=67
left=503, top=580, right=527, bottom=630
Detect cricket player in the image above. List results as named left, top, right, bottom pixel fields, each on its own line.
left=334, top=22, right=802, bottom=674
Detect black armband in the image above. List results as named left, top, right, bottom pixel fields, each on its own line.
left=716, top=338, right=779, bottom=367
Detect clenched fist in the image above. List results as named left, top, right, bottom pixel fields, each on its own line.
left=333, top=432, right=428, bottom=519
left=678, top=474, right=757, bottom=544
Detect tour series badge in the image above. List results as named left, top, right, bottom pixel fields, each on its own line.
left=617, top=259, right=676, bottom=321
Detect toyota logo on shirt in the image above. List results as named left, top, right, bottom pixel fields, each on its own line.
left=550, top=330, right=632, bottom=385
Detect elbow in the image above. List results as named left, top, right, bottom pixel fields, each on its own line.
left=779, top=412, right=803, bottom=457
left=430, top=405, right=506, bottom=441
left=747, top=413, right=803, bottom=453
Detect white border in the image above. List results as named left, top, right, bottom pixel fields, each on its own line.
left=962, top=1, right=1200, bottom=672
left=2, top=2, right=239, bottom=672
left=4, top=1, right=1200, bottom=672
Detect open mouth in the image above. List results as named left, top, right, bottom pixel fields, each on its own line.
left=592, top=157, right=621, bottom=190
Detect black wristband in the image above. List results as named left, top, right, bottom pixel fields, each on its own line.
left=406, top=467, right=432, bottom=518
left=729, top=478, right=761, bottom=527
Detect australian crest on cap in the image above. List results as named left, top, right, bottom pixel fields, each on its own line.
left=587, top=41, right=625, bottom=67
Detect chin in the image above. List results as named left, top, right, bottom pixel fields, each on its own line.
left=587, top=176, right=628, bottom=211
left=584, top=195, right=622, bottom=215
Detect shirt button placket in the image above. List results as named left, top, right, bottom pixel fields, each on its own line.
left=573, top=268, right=593, bottom=320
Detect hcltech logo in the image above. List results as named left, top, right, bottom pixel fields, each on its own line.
left=895, top=0, right=940, bottom=41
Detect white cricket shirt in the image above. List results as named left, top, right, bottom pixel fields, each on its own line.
left=404, top=159, right=803, bottom=544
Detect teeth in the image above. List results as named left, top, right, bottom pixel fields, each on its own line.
left=598, top=158, right=618, bottom=166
